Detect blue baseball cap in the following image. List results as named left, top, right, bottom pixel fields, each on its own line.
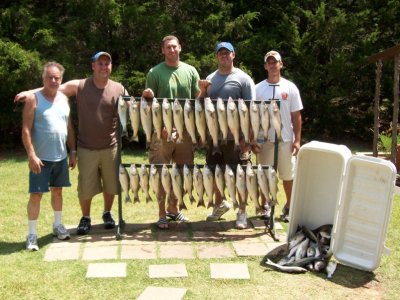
left=215, top=42, right=234, bottom=53
left=92, top=51, right=112, bottom=62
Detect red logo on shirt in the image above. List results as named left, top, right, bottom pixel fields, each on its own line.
left=281, top=92, right=288, bottom=100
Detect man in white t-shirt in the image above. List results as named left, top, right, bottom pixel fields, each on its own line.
left=255, top=50, right=303, bottom=222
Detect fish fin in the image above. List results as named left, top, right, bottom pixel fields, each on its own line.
left=125, top=195, right=132, bottom=203
left=212, top=145, right=221, bottom=155
left=134, top=196, right=140, bottom=203
left=179, top=201, right=187, bottom=211
left=207, top=200, right=214, bottom=209
left=197, top=198, right=206, bottom=208
left=189, top=194, right=196, bottom=204
left=146, top=195, right=153, bottom=203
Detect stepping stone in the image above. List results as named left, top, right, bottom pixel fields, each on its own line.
left=149, top=263, right=188, bottom=278
left=44, top=244, right=80, bottom=261
left=232, top=241, right=268, bottom=256
left=137, top=286, right=187, bottom=300
left=210, top=263, right=250, bottom=279
left=196, top=244, right=235, bottom=259
left=82, top=245, right=118, bottom=260
left=159, top=244, right=195, bottom=259
left=121, top=244, right=157, bottom=259
left=192, top=231, right=225, bottom=242
left=86, top=262, right=126, bottom=278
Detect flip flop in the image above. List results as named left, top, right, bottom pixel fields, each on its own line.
left=166, top=212, right=189, bottom=222
left=156, top=217, right=169, bottom=229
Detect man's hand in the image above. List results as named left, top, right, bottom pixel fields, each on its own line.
left=198, top=80, right=211, bottom=97
left=28, top=154, right=44, bottom=174
left=69, top=152, right=77, bottom=170
left=14, top=92, right=30, bottom=103
left=142, top=88, right=154, bottom=99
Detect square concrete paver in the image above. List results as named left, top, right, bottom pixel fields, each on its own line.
left=86, top=262, right=126, bottom=278
left=210, top=263, right=250, bottom=279
left=196, top=244, right=236, bottom=259
left=44, top=244, right=80, bottom=261
left=121, top=244, right=157, bottom=259
left=82, top=245, right=119, bottom=260
left=149, top=263, right=188, bottom=278
left=137, top=286, right=187, bottom=300
left=232, top=241, right=268, bottom=256
left=159, top=244, right=195, bottom=259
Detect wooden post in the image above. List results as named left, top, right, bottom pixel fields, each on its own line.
left=392, top=54, right=400, bottom=164
left=373, top=60, right=382, bottom=157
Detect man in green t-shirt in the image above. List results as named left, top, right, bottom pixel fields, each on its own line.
left=142, top=35, right=200, bottom=229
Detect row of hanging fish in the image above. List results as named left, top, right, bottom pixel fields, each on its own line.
left=118, top=96, right=282, bottom=150
left=265, top=224, right=338, bottom=278
left=118, top=162, right=279, bottom=213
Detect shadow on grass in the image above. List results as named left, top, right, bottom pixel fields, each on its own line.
left=0, top=233, right=53, bottom=255
left=260, top=243, right=377, bottom=288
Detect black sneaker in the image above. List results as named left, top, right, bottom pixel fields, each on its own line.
left=281, top=205, right=290, bottom=223
left=77, top=216, right=91, bottom=235
left=102, top=211, right=115, bottom=229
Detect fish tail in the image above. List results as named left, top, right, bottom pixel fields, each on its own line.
left=234, top=143, right=240, bottom=152
left=221, top=138, right=227, bottom=145
left=125, top=195, right=132, bottom=203
left=134, top=195, right=140, bottom=203
left=189, top=194, right=196, bottom=204
left=233, top=199, right=239, bottom=210
left=146, top=195, right=153, bottom=203
left=212, top=145, right=221, bottom=155
left=207, top=200, right=214, bottom=209
left=179, top=200, right=187, bottom=211
left=197, top=197, right=205, bottom=208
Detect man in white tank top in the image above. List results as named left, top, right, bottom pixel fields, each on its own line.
left=21, top=62, right=76, bottom=251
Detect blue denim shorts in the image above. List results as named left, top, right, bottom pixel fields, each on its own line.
left=29, top=158, right=71, bottom=193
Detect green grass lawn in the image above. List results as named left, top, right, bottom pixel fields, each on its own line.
left=1, top=147, right=399, bottom=299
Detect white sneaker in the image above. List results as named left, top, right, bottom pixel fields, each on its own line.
left=206, top=200, right=231, bottom=221
left=26, top=234, right=39, bottom=251
left=53, top=224, right=71, bottom=240
left=235, top=211, right=247, bottom=229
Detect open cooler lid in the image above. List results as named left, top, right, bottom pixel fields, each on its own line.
left=331, top=155, right=396, bottom=271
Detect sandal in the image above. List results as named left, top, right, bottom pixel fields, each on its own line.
left=166, top=211, right=189, bottom=222
left=156, top=217, right=169, bottom=229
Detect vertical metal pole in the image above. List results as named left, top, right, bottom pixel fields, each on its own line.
left=372, top=60, right=382, bottom=157
left=391, top=55, right=399, bottom=165
left=116, top=97, right=125, bottom=240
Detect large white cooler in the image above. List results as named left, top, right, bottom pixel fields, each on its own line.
left=287, top=141, right=396, bottom=271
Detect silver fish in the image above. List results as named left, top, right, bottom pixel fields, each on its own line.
left=152, top=97, right=163, bottom=140
left=129, top=97, right=140, bottom=142
left=162, top=98, right=173, bottom=142
left=257, top=164, right=270, bottom=204
left=265, top=258, right=307, bottom=274
left=238, top=98, right=250, bottom=144
left=224, top=164, right=238, bottom=209
left=149, top=164, right=160, bottom=200
left=129, top=164, right=140, bottom=203
left=139, top=164, right=152, bottom=203
left=249, top=100, right=260, bottom=144
left=193, top=165, right=205, bottom=207
left=140, top=97, right=152, bottom=147
left=183, top=164, right=195, bottom=204
left=236, top=164, right=247, bottom=207
left=260, top=100, right=270, bottom=140
left=195, top=98, right=207, bottom=147
left=214, top=164, right=225, bottom=198
left=184, top=99, right=197, bottom=145
left=314, top=260, right=327, bottom=272
left=289, top=231, right=305, bottom=250
left=269, top=100, right=282, bottom=140
left=119, top=164, right=131, bottom=203
left=216, top=97, right=228, bottom=145
left=326, top=260, right=337, bottom=279
left=246, top=162, right=262, bottom=214
left=295, top=237, right=310, bottom=260
left=161, top=164, right=172, bottom=202
left=173, top=99, right=184, bottom=143
left=267, top=167, right=278, bottom=205
left=204, top=97, right=220, bottom=154
left=226, top=97, right=240, bottom=151
left=118, top=96, right=128, bottom=139
left=203, top=164, right=214, bottom=208
left=171, top=164, right=186, bottom=210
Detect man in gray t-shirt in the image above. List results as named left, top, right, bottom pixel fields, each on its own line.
left=198, top=42, right=256, bottom=229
